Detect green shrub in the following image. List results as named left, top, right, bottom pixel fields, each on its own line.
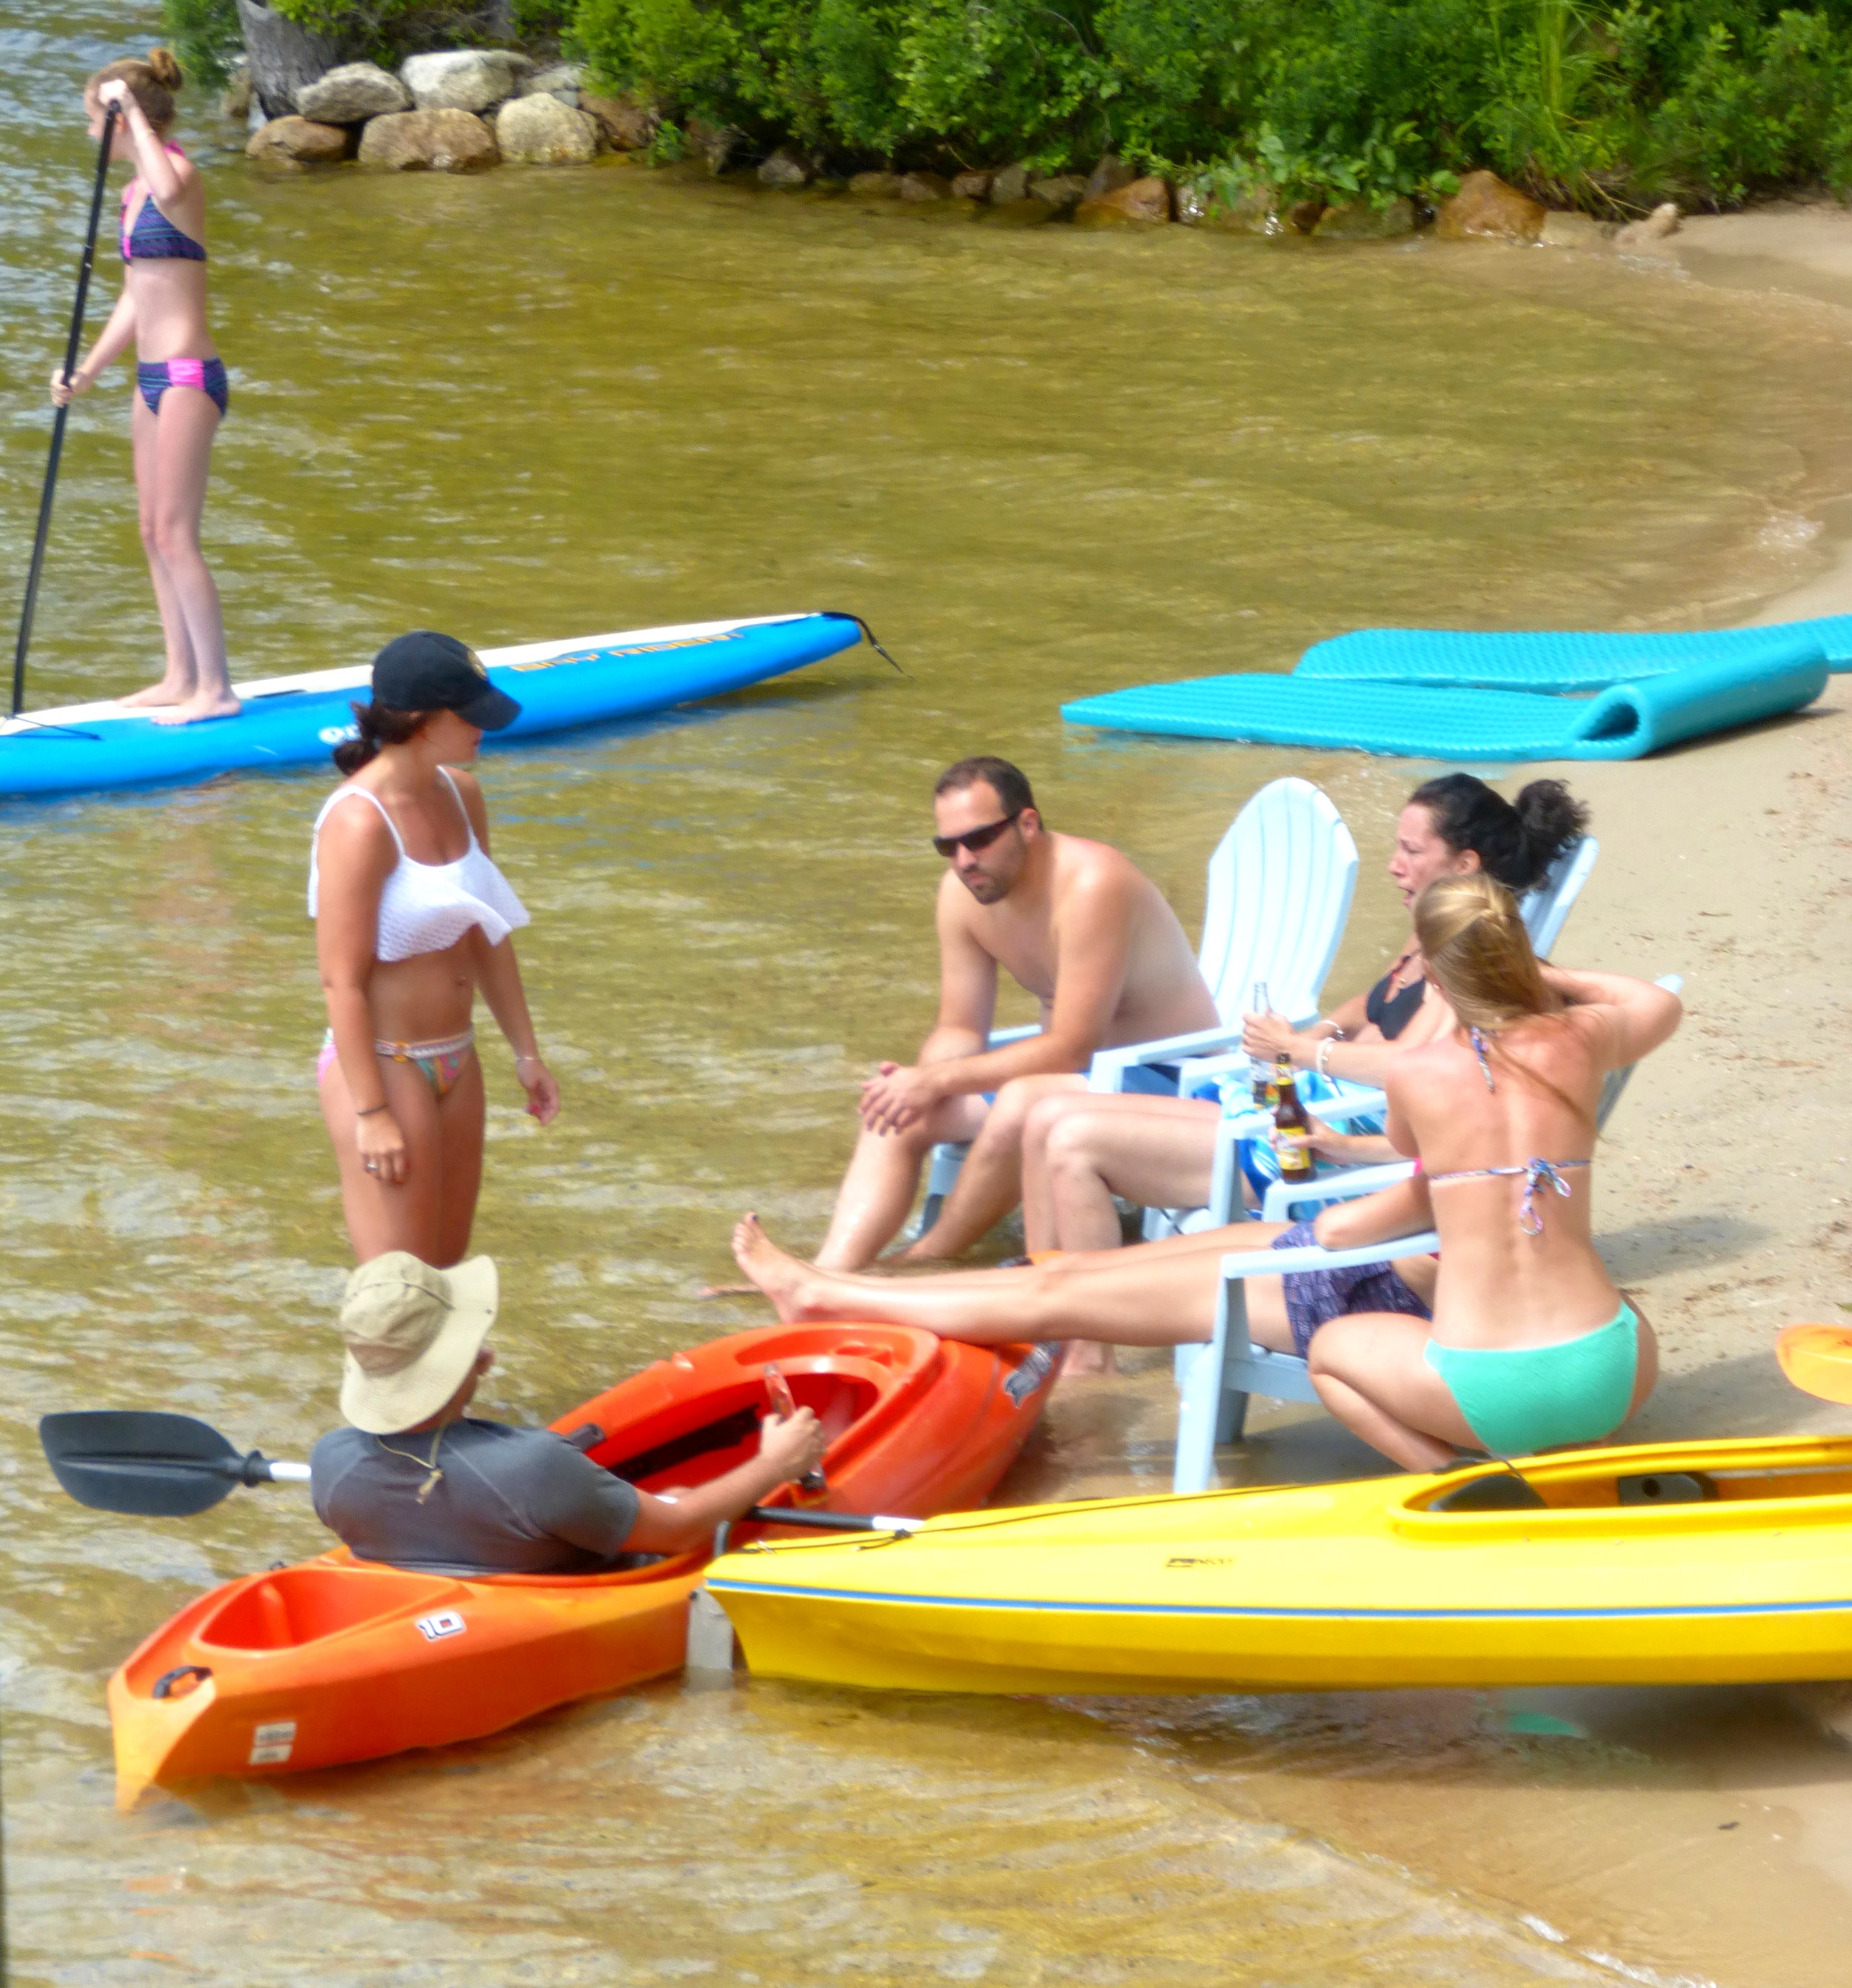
left=209, top=0, right=1852, bottom=207
left=161, top=0, right=242, bottom=90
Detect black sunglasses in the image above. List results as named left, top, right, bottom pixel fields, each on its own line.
left=933, top=811, right=1022, bottom=860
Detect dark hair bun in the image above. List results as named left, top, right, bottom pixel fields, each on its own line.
left=1512, top=779, right=1590, bottom=871
left=1408, top=772, right=1590, bottom=894
left=145, top=47, right=183, bottom=90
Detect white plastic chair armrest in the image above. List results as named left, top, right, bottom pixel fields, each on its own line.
left=1223, top=1234, right=1437, bottom=1280
left=1260, top=1161, right=1416, bottom=1224
left=1088, top=1025, right=1248, bottom=1091
left=1305, top=1087, right=1388, bottom=1125
left=1176, top=1048, right=1250, bottom=1094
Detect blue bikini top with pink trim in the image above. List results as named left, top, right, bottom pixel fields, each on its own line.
left=121, top=146, right=205, bottom=262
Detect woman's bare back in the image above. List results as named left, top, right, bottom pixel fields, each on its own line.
left=1390, top=1007, right=1622, bottom=1349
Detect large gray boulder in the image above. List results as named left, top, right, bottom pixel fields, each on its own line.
left=401, top=49, right=531, bottom=113
left=519, top=64, right=582, bottom=104
left=234, top=0, right=350, bottom=119
left=296, top=61, right=408, bottom=124
left=358, top=107, right=500, bottom=172
left=494, top=94, right=600, bottom=164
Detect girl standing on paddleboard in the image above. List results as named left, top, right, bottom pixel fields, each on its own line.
left=311, top=634, right=560, bottom=1267
left=50, top=50, right=238, bottom=725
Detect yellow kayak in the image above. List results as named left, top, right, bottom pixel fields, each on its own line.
left=706, top=1435, right=1852, bottom=1695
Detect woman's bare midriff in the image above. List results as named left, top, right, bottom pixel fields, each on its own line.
left=362, top=940, right=480, bottom=1044
left=124, top=261, right=215, bottom=363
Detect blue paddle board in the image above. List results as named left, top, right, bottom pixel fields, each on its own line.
left=1296, top=615, right=1852, bottom=691
left=0, top=612, right=865, bottom=800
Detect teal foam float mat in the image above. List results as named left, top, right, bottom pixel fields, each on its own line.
left=1061, top=650, right=1830, bottom=762
left=1296, top=616, right=1852, bottom=692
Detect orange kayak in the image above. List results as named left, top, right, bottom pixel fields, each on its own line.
left=107, top=1323, right=1056, bottom=1807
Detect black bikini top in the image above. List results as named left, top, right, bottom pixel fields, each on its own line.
left=1365, top=965, right=1426, bottom=1040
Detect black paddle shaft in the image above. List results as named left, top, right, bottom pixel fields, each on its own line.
left=40, top=1409, right=298, bottom=1518
left=11, top=102, right=119, bottom=719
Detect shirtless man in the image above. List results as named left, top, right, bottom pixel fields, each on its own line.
left=815, top=757, right=1218, bottom=1269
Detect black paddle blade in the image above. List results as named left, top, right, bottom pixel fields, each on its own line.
left=40, top=1410, right=246, bottom=1517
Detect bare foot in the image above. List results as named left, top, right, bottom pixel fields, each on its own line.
left=150, top=694, right=242, bottom=727
left=730, top=1214, right=828, bottom=1324
left=1059, top=1341, right=1119, bottom=1377
left=118, top=681, right=193, bottom=708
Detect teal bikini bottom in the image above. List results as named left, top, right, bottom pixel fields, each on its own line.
left=1424, top=1303, right=1639, bottom=1457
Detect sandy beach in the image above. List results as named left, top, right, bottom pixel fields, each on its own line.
left=984, top=207, right=1852, bottom=1988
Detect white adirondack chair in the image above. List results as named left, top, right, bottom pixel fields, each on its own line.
left=1165, top=834, right=1604, bottom=1235
left=1170, top=973, right=1681, bottom=1494
left=915, top=779, right=1359, bottom=1236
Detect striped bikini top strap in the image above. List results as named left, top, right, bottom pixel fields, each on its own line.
left=1427, top=1156, right=1590, bottom=1236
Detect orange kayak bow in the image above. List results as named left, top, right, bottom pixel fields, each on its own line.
left=107, top=1322, right=1056, bottom=1807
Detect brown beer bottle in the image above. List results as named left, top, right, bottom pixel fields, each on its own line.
left=1272, top=1054, right=1316, bottom=1184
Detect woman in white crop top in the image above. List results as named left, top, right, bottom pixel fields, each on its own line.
left=312, top=631, right=559, bottom=1267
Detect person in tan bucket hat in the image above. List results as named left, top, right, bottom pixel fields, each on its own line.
left=310, top=1252, right=827, bottom=1577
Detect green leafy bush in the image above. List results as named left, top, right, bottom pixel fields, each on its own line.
left=562, top=0, right=1852, bottom=208
left=161, top=0, right=242, bottom=90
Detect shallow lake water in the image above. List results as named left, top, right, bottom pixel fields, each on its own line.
left=4, top=4, right=1852, bottom=1984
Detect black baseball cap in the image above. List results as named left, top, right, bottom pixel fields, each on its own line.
left=371, top=631, right=521, bottom=731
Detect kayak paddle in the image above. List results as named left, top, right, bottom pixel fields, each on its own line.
left=1776, top=1323, right=1852, bottom=1405
left=38, top=1409, right=917, bottom=1532
left=11, top=101, right=118, bottom=717
left=40, top=1410, right=312, bottom=1517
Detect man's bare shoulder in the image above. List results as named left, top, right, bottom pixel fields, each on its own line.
left=1045, top=831, right=1157, bottom=905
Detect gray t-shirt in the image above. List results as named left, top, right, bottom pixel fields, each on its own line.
left=311, top=1418, right=642, bottom=1576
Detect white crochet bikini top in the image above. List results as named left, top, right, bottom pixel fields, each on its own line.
left=307, top=767, right=530, bottom=963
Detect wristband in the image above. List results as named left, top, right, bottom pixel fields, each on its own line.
left=1316, top=1037, right=1338, bottom=1080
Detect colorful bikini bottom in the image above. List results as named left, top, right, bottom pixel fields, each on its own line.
left=318, top=1027, right=476, bottom=1101
left=137, top=356, right=228, bottom=419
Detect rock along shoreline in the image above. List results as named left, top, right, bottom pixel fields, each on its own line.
left=236, top=48, right=1688, bottom=251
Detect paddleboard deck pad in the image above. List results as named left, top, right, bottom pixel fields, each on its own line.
left=1296, top=615, right=1852, bottom=691
left=0, top=613, right=864, bottom=799
left=1062, top=649, right=1829, bottom=762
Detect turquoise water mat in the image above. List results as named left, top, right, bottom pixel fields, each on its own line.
left=1296, top=616, right=1852, bottom=692
left=0, top=613, right=864, bottom=801
left=1061, top=649, right=1830, bottom=761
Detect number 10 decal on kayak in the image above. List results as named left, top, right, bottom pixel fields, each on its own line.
left=415, top=1611, right=467, bottom=1643
left=0, top=613, right=871, bottom=801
